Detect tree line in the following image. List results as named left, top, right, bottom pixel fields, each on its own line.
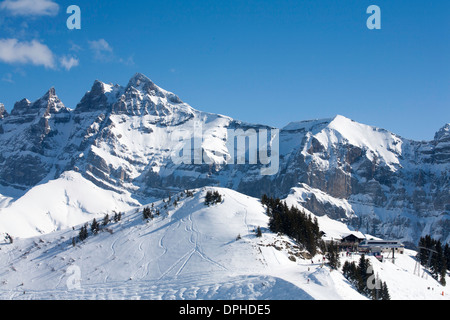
left=418, top=235, right=449, bottom=286
left=342, top=254, right=391, bottom=300
left=74, top=189, right=196, bottom=246
left=205, top=190, right=223, bottom=206
left=75, top=211, right=122, bottom=244
left=262, top=195, right=321, bottom=256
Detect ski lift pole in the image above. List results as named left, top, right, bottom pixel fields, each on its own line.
left=417, top=246, right=437, bottom=279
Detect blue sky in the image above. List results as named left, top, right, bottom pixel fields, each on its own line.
left=0, top=0, right=448, bottom=141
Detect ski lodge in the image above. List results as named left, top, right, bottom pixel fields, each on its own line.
left=358, top=239, right=405, bottom=254
left=341, top=232, right=366, bottom=245
left=323, top=231, right=405, bottom=255
left=336, top=231, right=366, bottom=252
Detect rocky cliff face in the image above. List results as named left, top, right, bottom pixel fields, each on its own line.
left=0, top=88, right=71, bottom=187
left=271, top=117, right=449, bottom=246
left=0, top=73, right=448, bottom=245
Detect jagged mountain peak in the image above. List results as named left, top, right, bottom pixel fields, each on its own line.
left=10, top=98, right=31, bottom=116
left=125, top=73, right=164, bottom=98
left=38, top=87, right=67, bottom=114
left=435, top=123, right=450, bottom=141
left=42, top=86, right=56, bottom=98
left=127, top=72, right=154, bottom=88
left=9, top=88, right=66, bottom=116
left=74, top=80, right=119, bottom=113
left=126, top=73, right=183, bottom=104
left=432, top=123, right=450, bottom=164
left=75, top=73, right=187, bottom=115
left=283, top=114, right=404, bottom=171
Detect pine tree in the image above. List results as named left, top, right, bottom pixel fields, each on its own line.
left=342, top=260, right=359, bottom=289
left=91, top=218, right=100, bottom=235
left=256, top=226, right=262, bottom=238
left=357, top=254, right=370, bottom=294
left=444, top=243, right=450, bottom=271
left=420, top=235, right=448, bottom=281
left=5, top=233, right=13, bottom=244
left=381, top=281, right=391, bottom=300
left=79, top=224, right=88, bottom=241
left=103, top=214, right=109, bottom=227
left=213, top=191, right=222, bottom=203
left=143, top=207, right=148, bottom=219
left=205, top=190, right=222, bottom=206
left=261, top=194, right=269, bottom=206
left=342, top=261, right=352, bottom=278
left=326, top=241, right=340, bottom=270
left=113, top=211, right=122, bottom=222
left=440, top=258, right=447, bottom=286
left=143, top=207, right=153, bottom=220
left=205, top=191, right=212, bottom=207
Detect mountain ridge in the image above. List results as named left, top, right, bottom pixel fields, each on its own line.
left=0, top=73, right=448, bottom=246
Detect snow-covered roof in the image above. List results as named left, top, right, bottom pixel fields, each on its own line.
left=341, top=231, right=366, bottom=240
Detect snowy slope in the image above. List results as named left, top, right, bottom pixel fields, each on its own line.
left=0, top=171, right=139, bottom=238
left=0, top=187, right=448, bottom=300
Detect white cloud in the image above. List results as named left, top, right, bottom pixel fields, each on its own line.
left=88, top=39, right=113, bottom=61
left=69, top=42, right=83, bottom=53
left=60, top=55, right=79, bottom=71
left=0, top=0, right=59, bottom=16
left=1, top=72, right=14, bottom=83
left=0, top=38, right=55, bottom=68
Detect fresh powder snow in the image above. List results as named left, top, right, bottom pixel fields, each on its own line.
left=0, top=187, right=447, bottom=300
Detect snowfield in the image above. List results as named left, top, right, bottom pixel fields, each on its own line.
left=0, top=187, right=448, bottom=300
left=0, top=171, right=140, bottom=238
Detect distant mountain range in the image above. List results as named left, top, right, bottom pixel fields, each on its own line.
left=0, top=73, right=448, bottom=246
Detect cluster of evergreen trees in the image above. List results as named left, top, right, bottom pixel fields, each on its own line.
left=75, top=211, right=122, bottom=244
left=74, top=190, right=197, bottom=245
left=72, top=190, right=200, bottom=246
left=325, top=241, right=340, bottom=270
left=143, top=204, right=162, bottom=220
left=78, top=224, right=89, bottom=242
left=262, top=195, right=321, bottom=256
left=418, top=235, right=449, bottom=286
left=342, top=254, right=390, bottom=300
left=184, top=190, right=194, bottom=197
left=205, top=190, right=222, bottom=206
left=4, top=233, right=13, bottom=244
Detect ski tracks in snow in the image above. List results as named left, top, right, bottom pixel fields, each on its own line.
left=158, top=210, right=227, bottom=280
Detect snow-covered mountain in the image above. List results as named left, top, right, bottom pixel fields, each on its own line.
left=0, top=73, right=448, bottom=246
left=0, top=187, right=447, bottom=300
